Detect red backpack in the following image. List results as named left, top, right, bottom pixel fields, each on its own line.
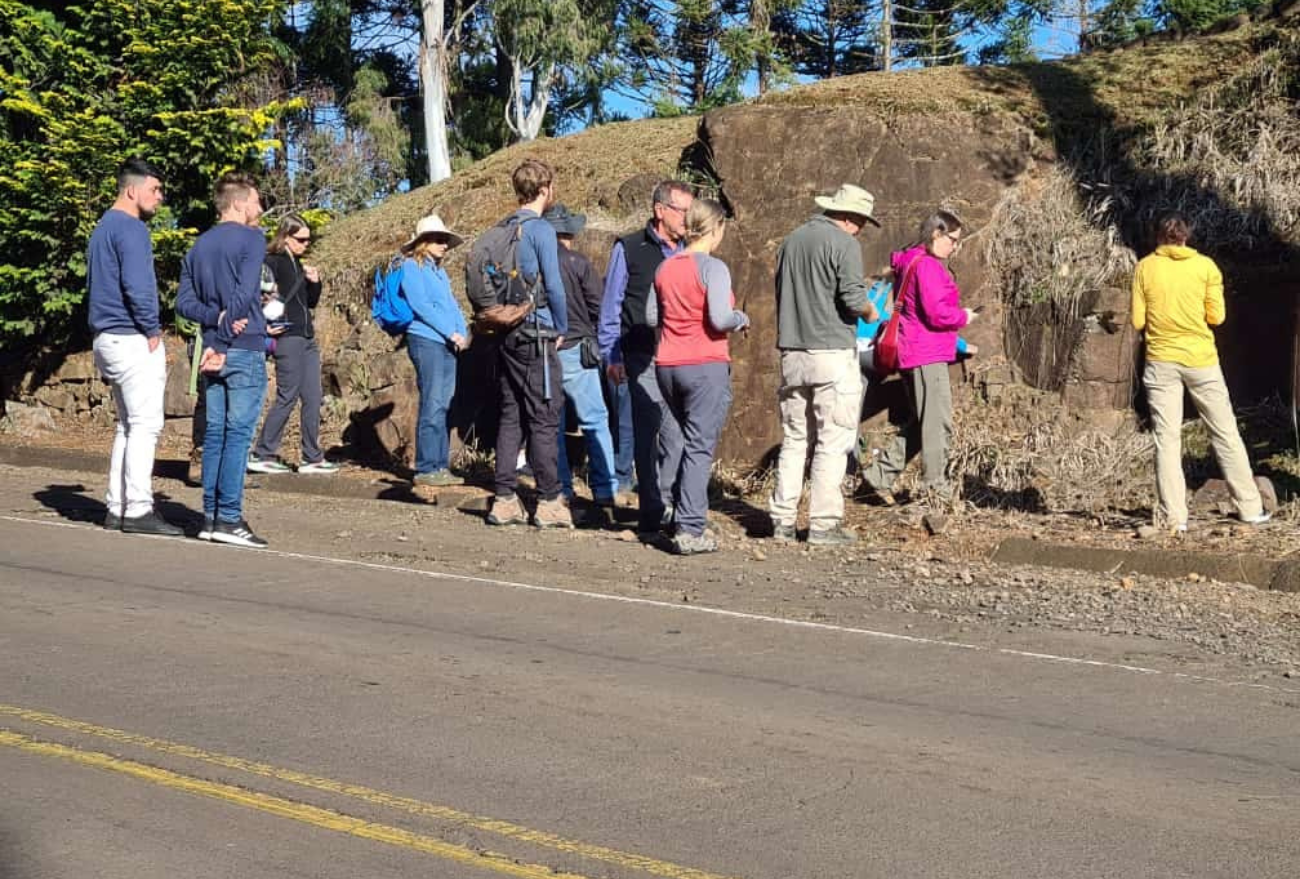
left=872, top=256, right=923, bottom=376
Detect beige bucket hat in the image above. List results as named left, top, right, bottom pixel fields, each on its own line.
left=401, top=213, right=464, bottom=252
left=814, top=184, right=882, bottom=227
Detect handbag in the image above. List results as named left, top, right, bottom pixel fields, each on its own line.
left=578, top=336, right=601, bottom=369
left=872, top=256, right=923, bottom=376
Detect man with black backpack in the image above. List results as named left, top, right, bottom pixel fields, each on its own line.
left=467, top=159, right=571, bottom=528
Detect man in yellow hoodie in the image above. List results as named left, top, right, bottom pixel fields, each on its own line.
left=1132, top=212, right=1269, bottom=530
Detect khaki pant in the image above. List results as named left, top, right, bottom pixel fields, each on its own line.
left=860, top=362, right=953, bottom=494
left=1144, top=360, right=1262, bottom=526
left=769, top=349, right=862, bottom=530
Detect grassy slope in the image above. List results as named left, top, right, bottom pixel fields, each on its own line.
left=311, top=24, right=1266, bottom=301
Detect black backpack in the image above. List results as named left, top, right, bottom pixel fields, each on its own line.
left=465, top=216, right=543, bottom=314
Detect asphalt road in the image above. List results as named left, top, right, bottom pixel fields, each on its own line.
left=1, top=512, right=1297, bottom=878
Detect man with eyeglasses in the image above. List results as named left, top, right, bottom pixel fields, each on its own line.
left=769, top=184, right=882, bottom=546
left=596, top=180, right=694, bottom=539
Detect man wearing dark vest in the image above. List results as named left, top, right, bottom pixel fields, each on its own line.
left=596, top=180, right=694, bottom=537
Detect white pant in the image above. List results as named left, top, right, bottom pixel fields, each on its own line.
left=769, top=349, right=862, bottom=530
left=93, top=333, right=167, bottom=518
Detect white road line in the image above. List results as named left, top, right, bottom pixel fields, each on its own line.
left=2, top=513, right=1297, bottom=696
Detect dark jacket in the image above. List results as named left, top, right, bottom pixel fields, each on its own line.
left=558, top=246, right=602, bottom=349
left=619, top=226, right=672, bottom=358
left=265, top=250, right=321, bottom=339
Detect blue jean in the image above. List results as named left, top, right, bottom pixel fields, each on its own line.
left=658, top=362, right=732, bottom=537
left=202, top=348, right=267, bottom=523
left=626, top=350, right=682, bottom=532
left=556, top=345, right=619, bottom=501
left=407, top=334, right=457, bottom=474
left=602, top=367, right=635, bottom=491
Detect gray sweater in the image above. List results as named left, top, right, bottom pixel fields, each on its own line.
left=774, top=214, right=871, bottom=350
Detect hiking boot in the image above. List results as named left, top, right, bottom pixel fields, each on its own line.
left=210, top=519, right=269, bottom=548
left=1241, top=511, right=1272, bottom=526
left=487, top=494, right=527, bottom=526
left=770, top=522, right=796, bottom=542
left=671, top=530, right=718, bottom=555
left=299, top=460, right=341, bottom=475
left=121, top=511, right=185, bottom=537
left=197, top=516, right=216, bottom=541
left=807, top=525, right=857, bottom=547
left=532, top=497, right=574, bottom=530
left=574, top=504, right=611, bottom=529
left=103, top=512, right=122, bottom=531
left=187, top=448, right=203, bottom=486
left=413, top=469, right=459, bottom=487
left=247, top=456, right=292, bottom=474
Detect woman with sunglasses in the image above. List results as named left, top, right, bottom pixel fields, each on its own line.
left=860, top=210, right=976, bottom=499
left=248, top=214, right=338, bottom=474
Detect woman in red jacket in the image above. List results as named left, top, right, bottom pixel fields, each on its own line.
left=650, top=199, right=750, bottom=554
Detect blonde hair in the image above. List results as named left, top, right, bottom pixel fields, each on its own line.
left=684, top=198, right=726, bottom=244
left=410, top=238, right=442, bottom=265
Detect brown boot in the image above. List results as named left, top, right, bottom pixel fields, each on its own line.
left=532, top=496, right=574, bottom=530
left=487, top=494, right=526, bottom=526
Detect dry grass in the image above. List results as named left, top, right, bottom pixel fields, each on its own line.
left=1139, top=28, right=1300, bottom=251
left=985, top=167, right=1135, bottom=312
left=310, top=116, right=699, bottom=306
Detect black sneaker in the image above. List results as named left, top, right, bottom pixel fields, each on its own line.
left=103, top=513, right=122, bottom=531
left=210, top=519, right=268, bottom=548
left=121, top=511, right=185, bottom=537
left=197, top=516, right=216, bottom=541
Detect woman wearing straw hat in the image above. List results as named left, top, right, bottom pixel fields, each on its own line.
left=400, top=214, right=468, bottom=486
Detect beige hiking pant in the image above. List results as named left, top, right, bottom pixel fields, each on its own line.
left=1143, top=360, right=1262, bottom=526
left=769, top=349, right=862, bottom=530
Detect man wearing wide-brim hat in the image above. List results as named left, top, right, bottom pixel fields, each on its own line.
left=542, top=203, right=620, bottom=521
left=768, top=183, right=882, bottom=547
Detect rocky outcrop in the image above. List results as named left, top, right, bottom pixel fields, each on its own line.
left=698, top=105, right=1034, bottom=461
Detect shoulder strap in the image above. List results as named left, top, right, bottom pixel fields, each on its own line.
left=894, top=255, right=925, bottom=312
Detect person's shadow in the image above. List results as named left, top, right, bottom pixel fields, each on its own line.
left=33, top=484, right=203, bottom=534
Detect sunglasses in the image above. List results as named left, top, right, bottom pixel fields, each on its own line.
left=291, top=233, right=311, bottom=243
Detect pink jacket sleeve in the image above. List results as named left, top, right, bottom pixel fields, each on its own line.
left=915, top=257, right=968, bottom=332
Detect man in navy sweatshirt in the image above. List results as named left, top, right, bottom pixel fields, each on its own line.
left=87, top=158, right=183, bottom=537
left=176, top=171, right=269, bottom=548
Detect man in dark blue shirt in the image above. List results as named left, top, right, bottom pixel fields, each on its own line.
left=87, top=158, right=183, bottom=537
left=176, top=171, right=270, bottom=548
left=486, top=159, right=573, bottom=529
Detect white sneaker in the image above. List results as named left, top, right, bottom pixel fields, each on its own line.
left=1241, top=511, right=1272, bottom=526
left=247, top=457, right=292, bottom=474
left=298, top=460, right=341, bottom=474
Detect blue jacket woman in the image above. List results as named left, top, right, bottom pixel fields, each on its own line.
left=400, top=214, right=468, bottom=486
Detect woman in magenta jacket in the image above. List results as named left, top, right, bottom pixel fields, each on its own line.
left=860, top=210, right=977, bottom=499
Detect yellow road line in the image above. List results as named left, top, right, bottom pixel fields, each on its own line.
left=0, top=728, right=590, bottom=879
left=0, top=704, right=740, bottom=879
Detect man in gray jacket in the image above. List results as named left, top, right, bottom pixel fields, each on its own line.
left=770, top=185, right=881, bottom=545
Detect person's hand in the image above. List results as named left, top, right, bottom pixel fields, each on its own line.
left=963, top=307, right=978, bottom=324
left=199, top=348, right=226, bottom=374
left=303, top=265, right=320, bottom=283
left=450, top=332, right=466, bottom=351
left=964, top=343, right=979, bottom=356
left=606, top=362, right=627, bottom=384
left=861, top=301, right=880, bottom=323
left=147, top=335, right=162, bottom=353
left=555, top=335, right=564, bottom=350
left=267, top=323, right=287, bottom=337
left=232, top=317, right=248, bottom=336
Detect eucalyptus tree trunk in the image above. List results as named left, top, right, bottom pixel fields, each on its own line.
left=508, top=61, right=553, bottom=142
left=421, top=0, right=453, bottom=182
